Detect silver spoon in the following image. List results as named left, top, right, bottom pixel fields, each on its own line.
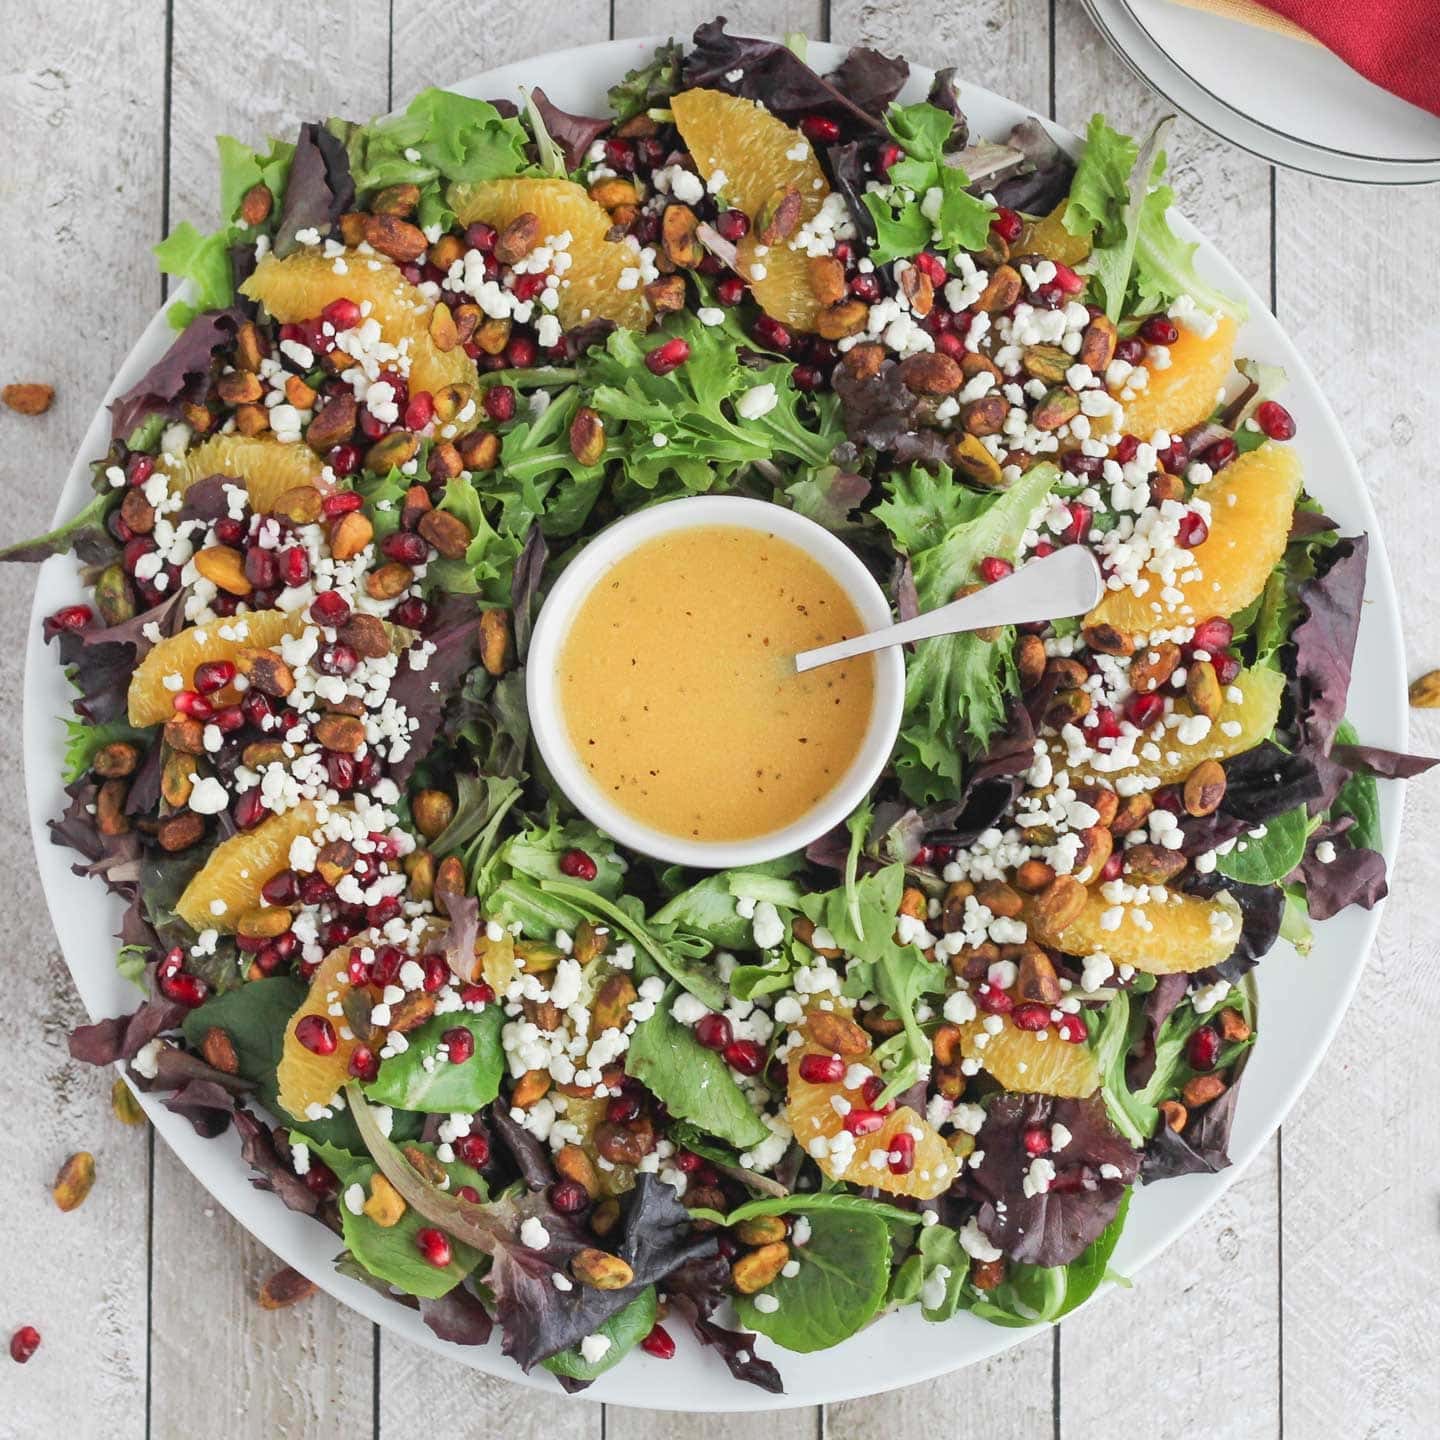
left=794, top=545, right=1104, bottom=674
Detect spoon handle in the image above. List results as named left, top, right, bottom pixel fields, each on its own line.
left=793, top=545, right=1105, bottom=675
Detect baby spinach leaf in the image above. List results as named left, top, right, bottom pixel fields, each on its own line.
left=735, top=1208, right=890, bottom=1352
left=542, top=1287, right=657, bottom=1382
left=652, top=858, right=804, bottom=950
left=891, top=1222, right=969, bottom=1321
left=626, top=992, right=769, bottom=1149
left=302, top=1136, right=486, bottom=1299
left=363, top=1006, right=503, bottom=1114
left=1216, top=806, right=1312, bottom=886
left=1330, top=719, right=1381, bottom=851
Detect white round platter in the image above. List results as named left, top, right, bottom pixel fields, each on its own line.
left=23, top=34, right=1409, bottom=1412
left=1084, top=0, right=1440, bottom=184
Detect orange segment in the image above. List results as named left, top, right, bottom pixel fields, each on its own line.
left=175, top=801, right=331, bottom=932
left=1060, top=665, right=1285, bottom=787
left=240, top=249, right=477, bottom=415
left=1029, top=887, right=1242, bottom=974
left=276, top=944, right=362, bottom=1120
left=1116, top=312, right=1237, bottom=440
left=1088, top=443, right=1302, bottom=634
left=671, top=89, right=829, bottom=331
left=784, top=1018, right=957, bottom=1200
left=448, top=178, right=651, bottom=331
left=159, top=434, right=329, bottom=513
left=958, top=1018, right=1099, bottom=1098
left=1022, top=201, right=1091, bottom=269
left=129, top=610, right=307, bottom=725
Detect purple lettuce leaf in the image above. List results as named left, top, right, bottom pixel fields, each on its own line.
left=69, top=996, right=186, bottom=1066
left=233, top=1105, right=320, bottom=1215
left=826, top=46, right=910, bottom=118
left=161, top=1078, right=238, bottom=1138
left=1331, top=743, right=1438, bottom=781
left=1141, top=1081, right=1241, bottom=1182
left=50, top=778, right=143, bottom=897
left=1289, top=508, right=1339, bottom=540
left=1126, top=972, right=1189, bottom=1090
left=925, top=68, right=967, bottom=148
left=109, top=307, right=247, bottom=442
left=420, top=1281, right=494, bottom=1346
left=510, top=520, right=548, bottom=659
left=386, top=613, right=481, bottom=784
left=824, top=140, right=879, bottom=252
left=682, top=19, right=892, bottom=134
left=988, top=118, right=1076, bottom=215
left=530, top=88, right=611, bottom=173
left=1290, top=535, right=1367, bottom=754
left=436, top=885, right=481, bottom=985
left=175, top=473, right=239, bottom=524
left=967, top=1092, right=1139, bottom=1266
left=831, top=359, right=950, bottom=468
left=664, top=1253, right=784, bottom=1393
left=491, top=1104, right=555, bottom=1191
left=273, top=122, right=355, bottom=258
left=1288, top=817, right=1388, bottom=921
left=1214, top=739, right=1325, bottom=822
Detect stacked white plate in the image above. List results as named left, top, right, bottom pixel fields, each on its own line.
left=1085, top=0, right=1440, bottom=183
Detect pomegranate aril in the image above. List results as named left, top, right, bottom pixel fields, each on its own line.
left=455, top=1184, right=482, bottom=1203
left=322, top=490, right=364, bottom=518
left=1140, top=315, right=1180, bottom=345
left=1115, top=336, right=1146, bottom=366
left=694, top=1012, right=733, bottom=1052
left=843, top=1108, right=885, bottom=1137
left=975, top=983, right=1014, bottom=1015
left=1063, top=503, right=1093, bottom=545
left=1061, top=449, right=1104, bottom=478
left=443, top=1027, right=475, bottom=1064
left=416, top=1227, right=452, bottom=1268
left=172, top=690, right=213, bottom=721
left=233, top=788, right=267, bottom=830
left=1023, top=1124, right=1051, bottom=1157
left=859, top=1074, right=895, bottom=1113
left=511, top=273, right=547, bottom=302
left=1255, top=399, right=1296, bottom=440
left=347, top=1046, right=379, bottom=1081
left=1186, top=1025, right=1221, bottom=1070
left=346, top=952, right=372, bottom=987
left=715, top=276, right=747, bottom=306
left=505, top=334, right=538, bottom=369
left=382, top=531, right=430, bottom=564
left=1099, top=851, right=1124, bottom=883
left=879, top=142, right=903, bottom=174
left=366, top=894, right=401, bottom=928
left=1153, top=786, right=1184, bottom=815
left=1087, top=705, right=1121, bottom=741
left=1176, top=511, right=1209, bottom=548
left=724, top=1039, right=764, bottom=1076
left=604, top=138, right=636, bottom=172
left=979, top=555, right=1013, bottom=583
left=559, top=847, right=598, bottom=880
left=321, top=297, right=361, bottom=331
left=798, top=1053, right=845, bottom=1084
left=455, top=1132, right=491, bottom=1167
left=316, top=641, right=358, bottom=676
left=848, top=273, right=881, bottom=304
left=212, top=516, right=247, bottom=546
left=645, top=338, right=691, bottom=376
left=122, top=536, right=156, bottom=573
left=279, top=547, right=310, bottom=587
left=193, top=659, right=236, bottom=694
left=797, top=113, right=840, bottom=144
left=1114, top=434, right=1140, bottom=463
left=913, top=251, right=947, bottom=286
left=674, top=1149, right=703, bottom=1174
left=328, top=443, right=362, bottom=478
left=391, top=596, right=430, bottom=629
left=421, top=953, right=448, bottom=992
left=549, top=1179, right=589, bottom=1214
left=1190, top=617, right=1234, bottom=654
left=887, top=1132, right=916, bottom=1175
left=751, top=315, right=793, bottom=352
left=10, top=1325, right=42, bottom=1363
left=1201, top=436, right=1237, bottom=472
left=403, top=391, right=435, bottom=430
left=295, top=1014, right=337, bottom=1056
left=309, top=589, right=351, bottom=627
left=243, top=546, right=278, bottom=590
left=371, top=945, right=404, bottom=986
left=1051, top=262, right=1085, bottom=295
left=715, top=208, right=751, bottom=242
left=641, top=1323, right=676, bottom=1360
left=465, top=221, right=497, bottom=253
left=1213, top=650, right=1242, bottom=686
left=1011, top=1002, right=1051, bottom=1032
left=607, top=1092, right=642, bottom=1124
left=126, top=453, right=157, bottom=485
left=1126, top=692, right=1165, bottom=729
left=990, top=206, right=1023, bottom=244
left=483, top=384, right=516, bottom=423
left=1056, top=1014, right=1089, bottom=1044
left=936, top=331, right=965, bottom=360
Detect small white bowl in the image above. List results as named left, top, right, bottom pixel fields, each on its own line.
left=525, top=495, right=904, bottom=869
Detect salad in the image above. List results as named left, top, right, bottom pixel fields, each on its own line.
left=6, top=17, right=1430, bottom=1393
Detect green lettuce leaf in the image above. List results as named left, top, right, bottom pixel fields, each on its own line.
left=362, top=1006, right=504, bottom=1114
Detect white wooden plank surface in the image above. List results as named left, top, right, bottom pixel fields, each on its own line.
left=0, top=3, right=166, bottom=1436
left=3, top=3, right=1437, bottom=1436
left=147, top=6, right=389, bottom=1437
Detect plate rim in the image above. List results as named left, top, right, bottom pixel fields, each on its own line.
left=1083, top=0, right=1440, bottom=184
left=20, top=32, right=1409, bottom=1411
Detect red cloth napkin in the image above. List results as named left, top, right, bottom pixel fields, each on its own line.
left=1256, top=1, right=1440, bottom=117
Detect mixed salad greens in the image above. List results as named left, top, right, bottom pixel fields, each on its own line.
left=8, top=17, right=1432, bottom=1393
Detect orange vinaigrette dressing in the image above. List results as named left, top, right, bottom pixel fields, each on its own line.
left=559, top=525, right=875, bottom=842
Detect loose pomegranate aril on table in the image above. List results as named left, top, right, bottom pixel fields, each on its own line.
left=979, top=555, right=1014, bottom=583
left=751, top=315, right=792, bottom=352
left=415, top=1228, right=453, bottom=1269
left=295, top=1015, right=337, bottom=1056
left=10, top=1325, right=41, bottom=1364
left=887, top=1132, right=916, bottom=1175
left=549, top=1179, right=589, bottom=1214
left=1140, top=315, right=1180, bottom=345
left=724, top=1039, right=764, bottom=1075
left=558, top=847, right=598, bottom=880
left=645, top=338, right=691, bottom=376
left=1187, top=1025, right=1221, bottom=1070
left=641, top=1323, right=676, bottom=1360
left=1255, top=399, right=1296, bottom=440
left=694, top=1012, right=733, bottom=1052
left=798, top=1053, right=845, bottom=1084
